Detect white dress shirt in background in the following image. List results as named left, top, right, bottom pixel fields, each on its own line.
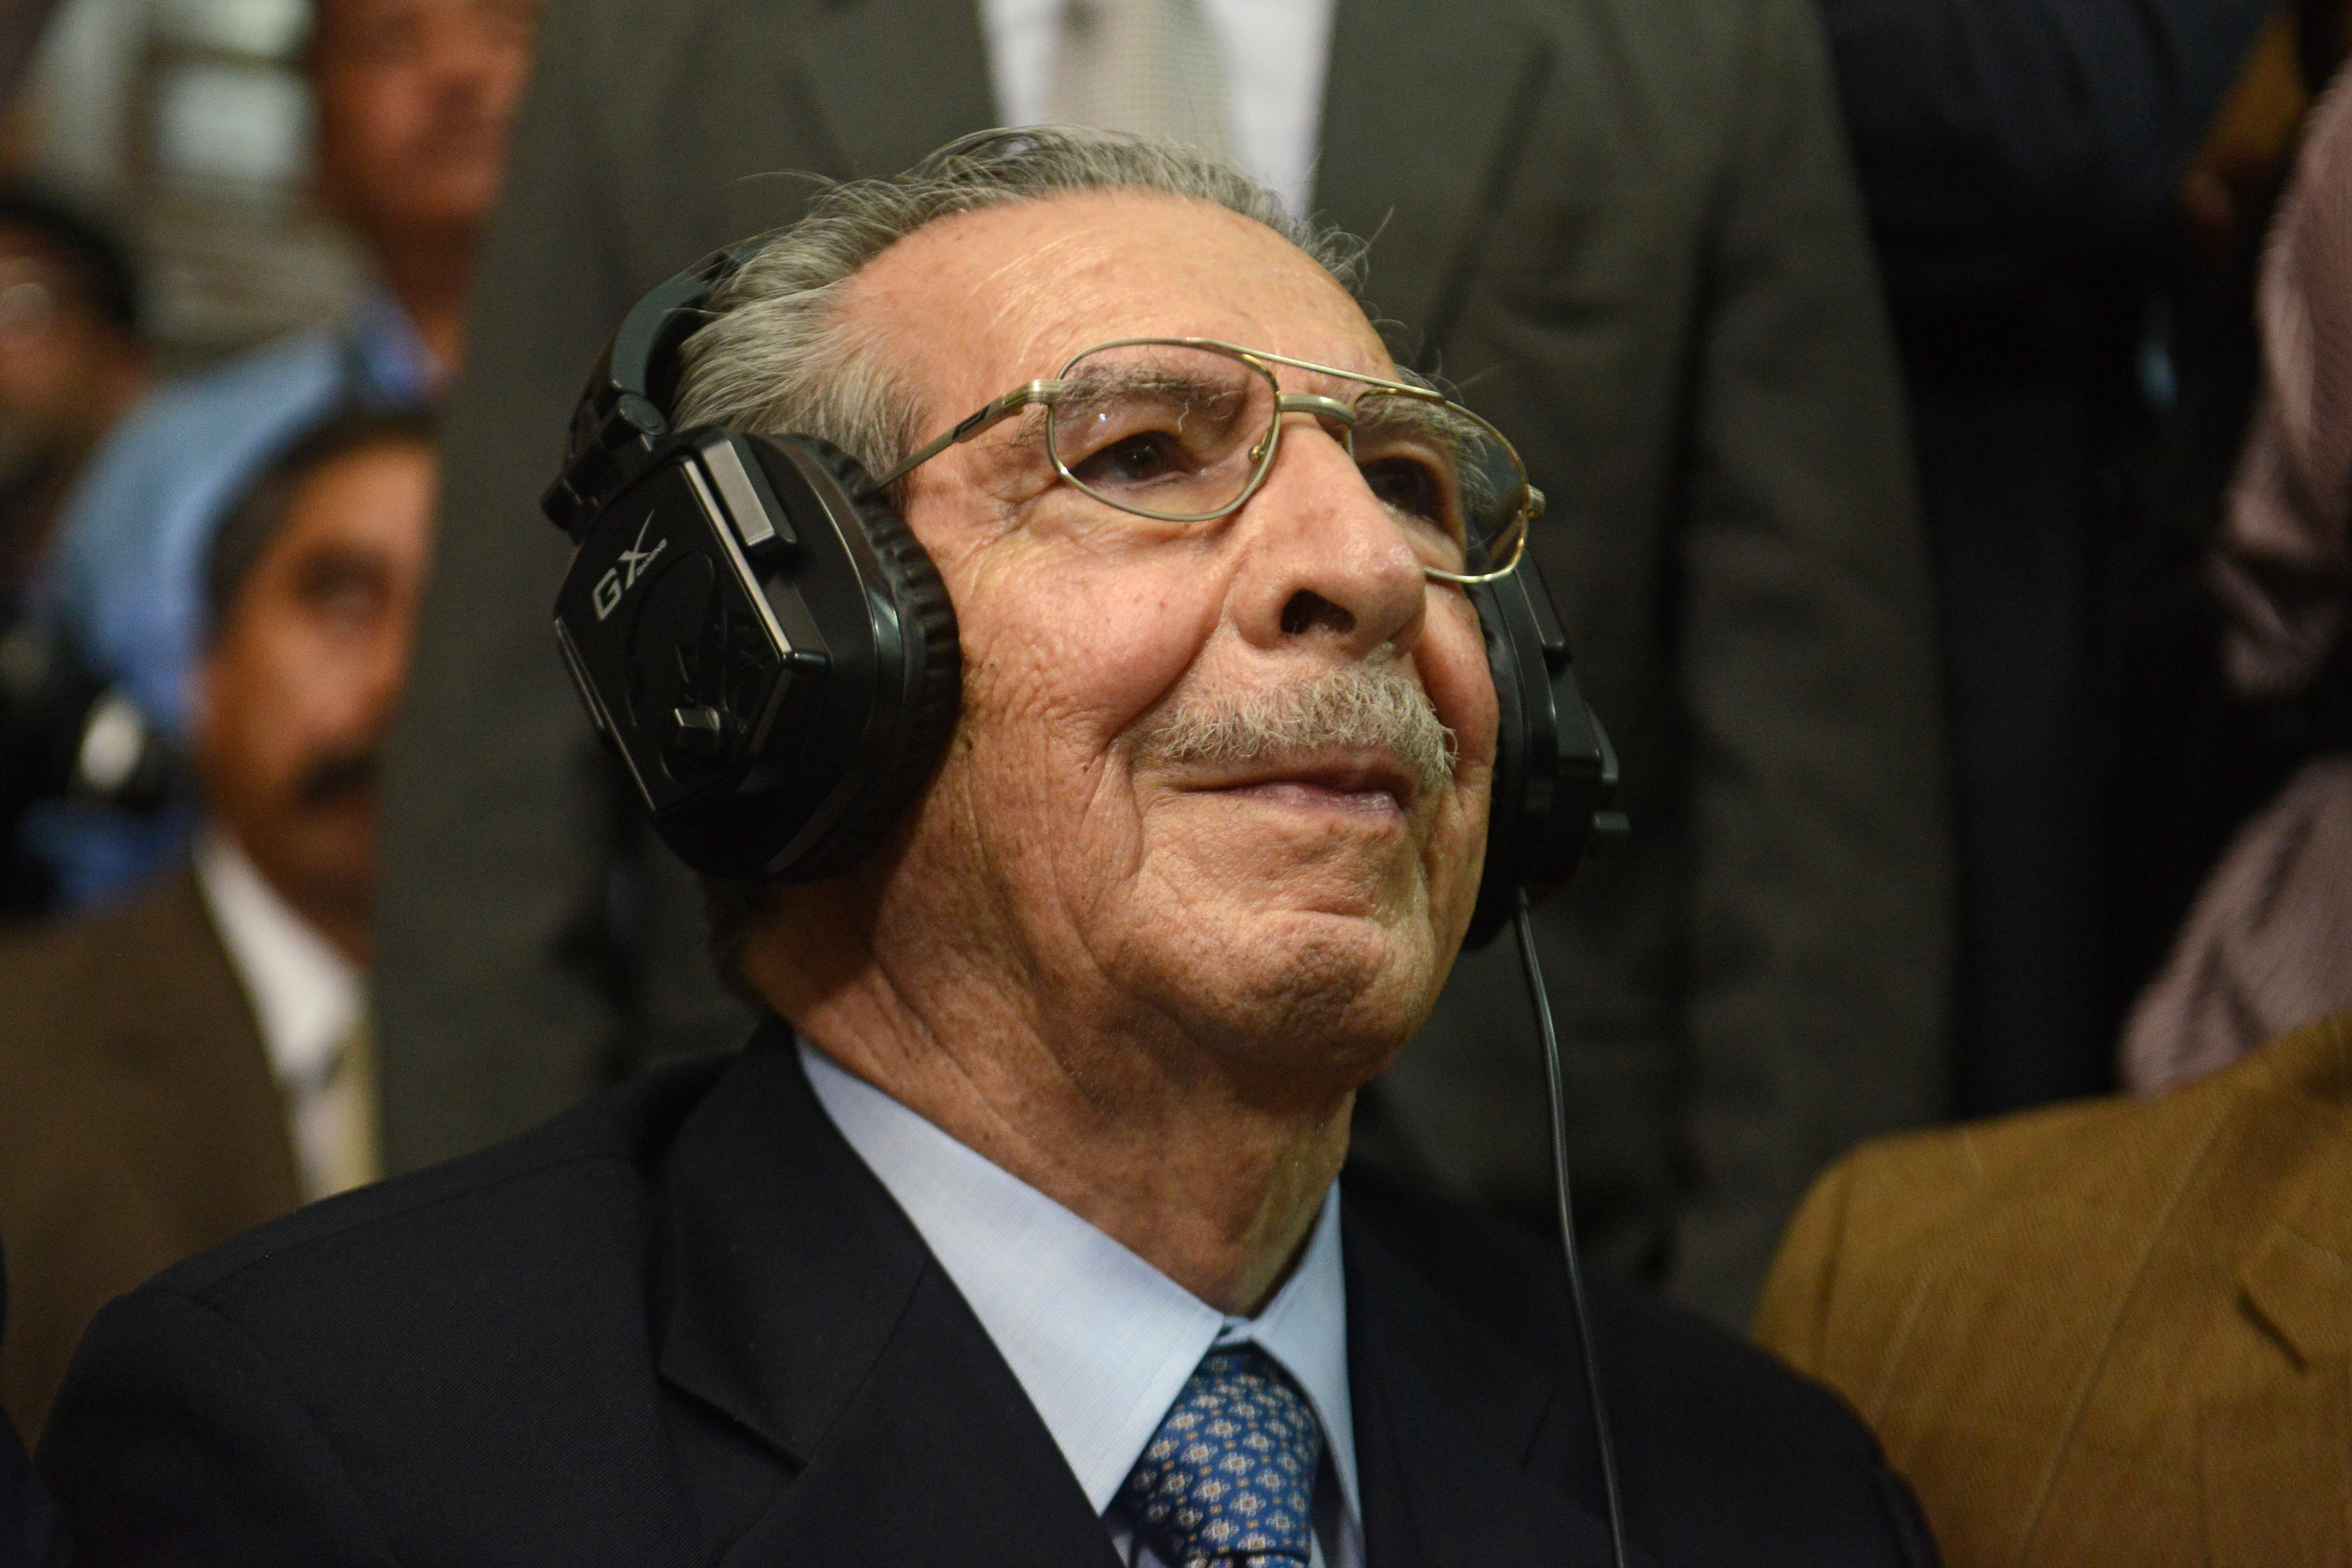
left=979, top=0, right=1337, bottom=215
left=193, top=826, right=379, bottom=1201
left=803, top=1039, right=1365, bottom=1567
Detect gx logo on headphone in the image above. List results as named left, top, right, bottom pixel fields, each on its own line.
left=591, top=513, right=669, bottom=622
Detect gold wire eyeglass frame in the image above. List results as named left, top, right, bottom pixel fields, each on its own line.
left=872, top=336, right=1540, bottom=586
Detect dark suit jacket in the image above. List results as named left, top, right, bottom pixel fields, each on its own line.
left=1818, top=0, right=2273, bottom=298
left=376, top=0, right=1955, bottom=1329
left=41, top=1021, right=1934, bottom=1565
left=0, top=866, right=303, bottom=1437
left=1807, top=0, right=2276, bottom=1119
left=1756, top=1013, right=2352, bottom=1567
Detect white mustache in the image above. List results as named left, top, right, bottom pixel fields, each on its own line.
left=1137, top=660, right=1458, bottom=800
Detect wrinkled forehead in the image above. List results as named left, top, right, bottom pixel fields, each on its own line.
left=844, top=191, right=1396, bottom=420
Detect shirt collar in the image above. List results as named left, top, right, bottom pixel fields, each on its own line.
left=191, top=825, right=363, bottom=1092
left=800, top=1039, right=1360, bottom=1523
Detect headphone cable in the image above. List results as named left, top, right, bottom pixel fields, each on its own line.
left=1515, top=890, right=1631, bottom=1568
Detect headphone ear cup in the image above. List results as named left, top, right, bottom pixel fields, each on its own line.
left=1467, top=573, right=1537, bottom=950
left=1464, top=564, right=1615, bottom=949
left=773, top=436, right=962, bottom=880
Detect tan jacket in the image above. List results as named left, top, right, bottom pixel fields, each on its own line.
left=1756, top=1013, right=2352, bottom=1568
left=0, top=868, right=301, bottom=1436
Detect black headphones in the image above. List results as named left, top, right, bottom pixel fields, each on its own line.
left=544, top=244, right=1619, bottom=946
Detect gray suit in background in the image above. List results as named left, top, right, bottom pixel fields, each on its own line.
left=377, top=0, right=1954, bottom=1324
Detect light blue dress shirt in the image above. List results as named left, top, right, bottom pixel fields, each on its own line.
left=802, top=1041, right=1366, bottom=1566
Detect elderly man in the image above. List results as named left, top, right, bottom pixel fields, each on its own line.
left=38, top=136, right=1931, bottom=1565
left=379, top=0, right=1953, bottom=1331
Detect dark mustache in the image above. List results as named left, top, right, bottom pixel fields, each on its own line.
left=295, top=749, right=381, bottom=808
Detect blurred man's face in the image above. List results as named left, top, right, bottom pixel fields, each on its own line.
left=194, top=440, right=436, bottom=963
left=0, top=231, right=145, bottom=493
left=825, top=192, right=1499, bottom=1093
left=309, top=0, right=539, bottom=242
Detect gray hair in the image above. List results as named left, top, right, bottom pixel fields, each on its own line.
left=670, top=127, right=1370, bottom=482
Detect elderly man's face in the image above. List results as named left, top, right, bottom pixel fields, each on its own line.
left=847, top=193, right=1498, bottom=1089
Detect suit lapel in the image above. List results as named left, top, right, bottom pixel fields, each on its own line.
left=656, top=1024, right=1119, bottom=1566
left=789, top=0, right=999, bottom=181
left=1344, top=1207, right=1642, bottom=1567
left=1314, top=0, right=1551, bottom=356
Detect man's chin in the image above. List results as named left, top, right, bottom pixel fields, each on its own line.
left=1118, top=901, right=1445, bottom=1078
left=1145, top=813, right=1444, bottom=926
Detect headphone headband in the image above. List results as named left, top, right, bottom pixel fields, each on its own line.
left=543, top=246, right=759, bottom=543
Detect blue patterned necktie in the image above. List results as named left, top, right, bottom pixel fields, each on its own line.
left=1118, top=1345, right=1325, bottom=1566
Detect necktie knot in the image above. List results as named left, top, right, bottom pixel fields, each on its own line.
left=1119, top=1345, right=1323, bottom=1566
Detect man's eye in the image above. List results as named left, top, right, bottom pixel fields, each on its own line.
left=1071, top=430, right=1186, bottom=487
left=294, top=557, right=392, bottom=631
left=1360, top=456, right=1456, bottom=535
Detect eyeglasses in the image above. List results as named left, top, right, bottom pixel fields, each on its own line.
left=873, top=337, right=1540, bottom=585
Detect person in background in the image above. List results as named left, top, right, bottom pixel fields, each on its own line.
left=377, top=0, right=1953, bottom=1330
left=1812, top=0, right=2281, bottom=1116
left=0, top=193, right=152, bottom=918
left=26, top=0, right=536, bottom=905
left=1752, top=79, right=2352, bottom=1562
left=0, top=410, right=435, bottom=1440
left=2118, top=59, right=2352, bottom=1098
left=1757, top=1004, right=2352, bottom=1567
left=2103, top=3, right=2351, bottom=1032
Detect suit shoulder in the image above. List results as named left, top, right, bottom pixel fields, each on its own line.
left=1341, top=1167, right=1858, bottom=1433
left=1756, top=1036, right=2334, bottom=1384
left=0, top=910, right=98, bottom=1012
left=1803, top=1057, right=2275, bottom=1266
left=0, top=871, right=195, bottom=982
left=0, top=872, right=225, bottom=1065
left=1339, top=1164, right=1573, bottom=1350
left=148, top=1053, right=731, bottom=1305
left=1344, top=1171, right=1927, bottom=1561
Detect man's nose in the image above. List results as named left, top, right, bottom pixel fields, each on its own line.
left=1229, top=415, right=1429, bottom=660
